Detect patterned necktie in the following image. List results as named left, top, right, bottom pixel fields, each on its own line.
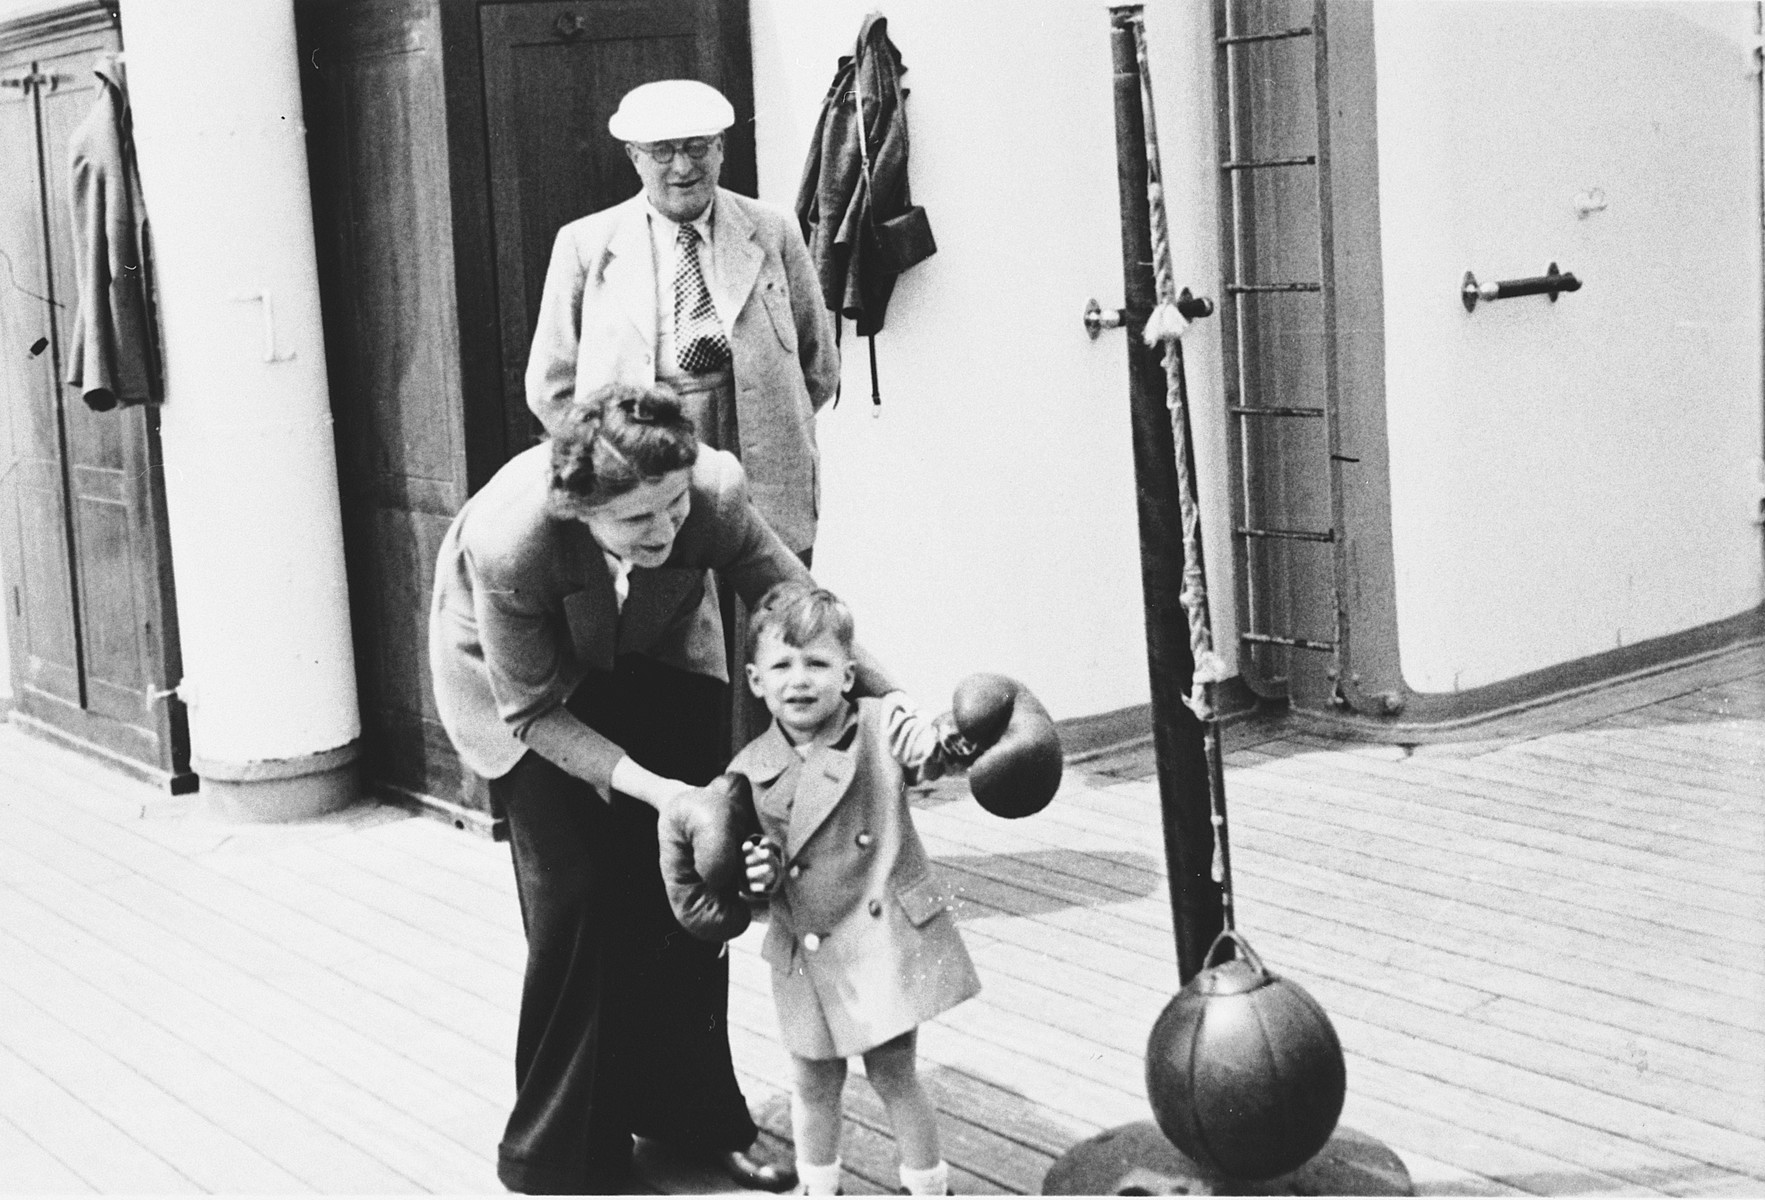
left=674, top=224, right=731, bottom=373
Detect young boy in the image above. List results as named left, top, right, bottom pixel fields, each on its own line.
left=732, top=582, right=980, bottom=1196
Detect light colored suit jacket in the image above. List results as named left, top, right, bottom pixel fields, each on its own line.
left=731, top=698, right=981, bottom=1060
left=525, top=189, right=838, bottom=552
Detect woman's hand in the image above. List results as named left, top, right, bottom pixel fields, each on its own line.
left=609, top=755, right=695, bottom=813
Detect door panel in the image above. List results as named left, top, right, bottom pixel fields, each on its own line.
left=15, top=468, right=80, bottom=701
left=38, top=45, right=154, bottom=732
left=479, top=0, right=746, bottom=460
left=300, top=0, right=472, bottom=803
left=0, top=48, right=82, bottom=708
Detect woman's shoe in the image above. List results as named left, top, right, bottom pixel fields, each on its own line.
left=721, top=1147, right=799, bottom=1193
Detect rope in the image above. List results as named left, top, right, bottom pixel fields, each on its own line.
left=1127, top=9, right=1236, bottom=926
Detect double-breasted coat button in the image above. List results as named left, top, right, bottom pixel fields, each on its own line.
left=803, top=933, right=822, bottom=952
left=855, top=831, right=873, bottom=848
left=868, top=899, right=883, bottom=917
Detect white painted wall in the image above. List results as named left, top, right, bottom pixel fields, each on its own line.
left=746, top=0, right=1234, bottom=722
left=1375, top=0, right=1765, bottom=693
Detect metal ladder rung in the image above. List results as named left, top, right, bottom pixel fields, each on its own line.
left=1218, top=26, right=1314, bottom=46
left=1222, top=155, right=1317, bottom=172
left=1241, top=631, right=1337, bottom=652
left=1236, top=526, right=1335, bottom=543
left=1226, top=282, right=1322, bottom=294
left=1229, top=405, right=1324, bottom=418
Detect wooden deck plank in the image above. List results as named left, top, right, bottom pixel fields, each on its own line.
left=0, top=892, right=499, bottom=1192
left=0, top=976, right=309, bottom=1193
left=725, top=993, right=1060, bottom=1194
left=1223, top=793, right=1764, bottom=1004
left=81, top=810, right=521, bottom=1014
left=1340, top=1016, right=1765, bottom=1180
left=1017, top=769, right=1762, bottom=998
left=1235, top=743, right=1761, bottom=900
left=1510, top=726, right=1765, bottom=794
left=1341, top=1092, right=1611, bottom=1197
left=1485, top=738, right=1764, bottom=810
left=1346, top=1056, right=1675, bottom=1195
left=0, top=921, right=426, bottom=1193
left=1229, top=856, right=1765, bottom=1063
left=0, top=1041, right=201, bottom=1194
left=1286, top=941, right=1762, bottom=1138
left=1354, top=730, right=1762, bottom=838
left=2, top=642, right=1761, bottom=1196
left=1602, top=703, right=1765, bottom=747
left=1218, top=912, right=1762, bottom=1117
left=8, top=833, right=513, bottom=1116
left=0, top=1112, right=99, bottom=1193
left=1, top=784, right=521, bottom=1059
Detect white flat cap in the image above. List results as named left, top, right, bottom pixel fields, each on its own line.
left=608, top=80, right=734, bottom=142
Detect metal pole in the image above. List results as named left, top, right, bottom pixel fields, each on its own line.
left=1108, top=3, right=1223, bottom=983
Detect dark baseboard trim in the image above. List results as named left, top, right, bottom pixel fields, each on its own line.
left=9, top=710, right=198, bottom=794
left=1303, top=602, right=1764, bottom=742
left=1058, top=675, right=1262, bottom=763
left=378, top=780, right=506, bottom=841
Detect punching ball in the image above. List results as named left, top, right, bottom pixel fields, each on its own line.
left=1145, top=930, right=1346, bottom=1181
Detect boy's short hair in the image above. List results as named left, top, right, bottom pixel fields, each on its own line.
left=748, top=581, right=854, bottom=659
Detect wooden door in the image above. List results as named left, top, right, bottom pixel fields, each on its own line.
left=299, top=0, right=479, bottom=814
left=0, top=42, right=83, bottom=711
left=0, top=20, right=187, bottom=787
left=478, top=0, right=754, bottom=460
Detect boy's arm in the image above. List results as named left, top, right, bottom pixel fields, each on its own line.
left=882, top=694, right=974, bottom=783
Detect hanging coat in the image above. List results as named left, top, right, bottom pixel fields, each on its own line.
left=795, top=12, right=934, bottom=338
left=66, top=54, right=161, bottom=412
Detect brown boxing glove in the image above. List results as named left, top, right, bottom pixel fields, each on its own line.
left=952, top=673, right=1063, bottom=818
left=658, top=772, right=762, bottom=941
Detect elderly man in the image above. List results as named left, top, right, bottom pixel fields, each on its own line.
left=526, top=79, right=837, bottom=562
left=515, top=80, right=829, bottom=1195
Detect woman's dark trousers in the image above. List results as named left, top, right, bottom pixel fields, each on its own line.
left=489, top=656, right=758, bottom=1194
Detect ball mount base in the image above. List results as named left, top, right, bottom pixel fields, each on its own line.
left=1042, top=1122, right=1413, bottom=1196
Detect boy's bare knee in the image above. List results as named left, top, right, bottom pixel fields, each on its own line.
left=793, top=1055, right=848, bottom=1106
left=862, top=1031, right=921, bottom=1100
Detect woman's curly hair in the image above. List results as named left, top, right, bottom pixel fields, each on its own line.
left=548, top=383, right=699, bottom=514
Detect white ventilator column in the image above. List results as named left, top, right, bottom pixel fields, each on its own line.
left=122, top=0, right=360, bottom=819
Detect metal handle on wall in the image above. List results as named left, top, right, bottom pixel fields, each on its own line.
left=1461, top=262, right=1581, bottom=313
left=1084, top=288, right=1215, bottom=338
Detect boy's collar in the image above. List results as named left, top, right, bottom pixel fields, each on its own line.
left=782, top=699, right=858, bottom=757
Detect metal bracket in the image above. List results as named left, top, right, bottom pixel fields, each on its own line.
left=231, top=290, right=297, bottom=363
left=1085, top=288, right=1215, bottom=338
left=1083, top=298, right=1126, bottom=339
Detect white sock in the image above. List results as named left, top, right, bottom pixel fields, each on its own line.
left=797, top=1157, right=842, bottom=1195
left=899, top=1160, right=948, bottom=1195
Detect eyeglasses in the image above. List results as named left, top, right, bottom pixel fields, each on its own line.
left=632, top=137, right=720, bottom=165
